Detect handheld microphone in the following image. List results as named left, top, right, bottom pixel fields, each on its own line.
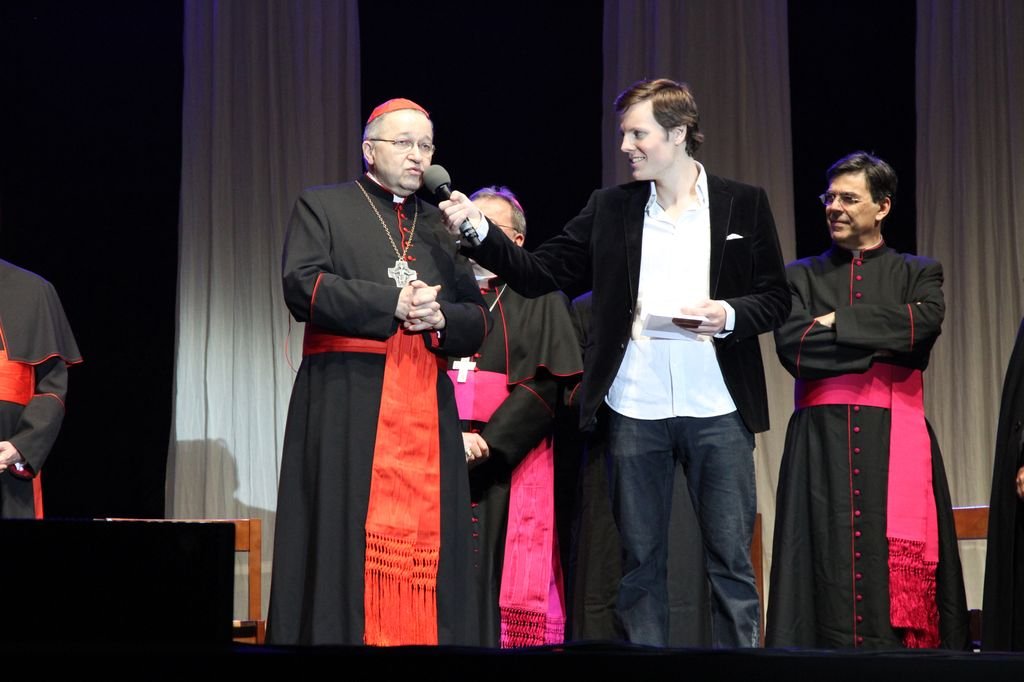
left=423, top=165, right=481, bottom=246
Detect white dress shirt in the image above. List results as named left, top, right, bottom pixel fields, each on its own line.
left=606, top=164, right=737, bottom=420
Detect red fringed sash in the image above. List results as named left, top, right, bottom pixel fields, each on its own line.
left=304, top=325, right=442, bottom=645
left=796, top=363, right=939, bottom=647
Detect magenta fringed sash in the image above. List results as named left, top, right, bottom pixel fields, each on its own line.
left=447, top=368, right=565, bottom=647
left=499, top=434, right=565, bottom=647
left=795, top=363, right=939, bottom=647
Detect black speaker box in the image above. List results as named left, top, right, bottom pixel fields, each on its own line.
left=0, top=519, right=235, bottom=649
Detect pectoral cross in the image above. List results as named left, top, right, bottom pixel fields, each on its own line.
left=387, top=259, right=417, bottom=287
left=452, top=357, right=476, bottom=383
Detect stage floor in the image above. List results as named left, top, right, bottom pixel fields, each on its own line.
left=11, top=640, right=1024, bottom=679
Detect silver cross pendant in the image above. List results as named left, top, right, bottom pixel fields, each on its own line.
left=387, top=259, right=417, bottom=288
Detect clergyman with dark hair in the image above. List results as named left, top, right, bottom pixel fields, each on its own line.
left=766, top=151, right=969, bottom=650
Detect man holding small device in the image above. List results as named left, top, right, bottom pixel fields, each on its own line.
left=439, top=78, right=789, bottom=647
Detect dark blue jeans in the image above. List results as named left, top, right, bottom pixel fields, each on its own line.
left=606, top=409, right=760, bottom=647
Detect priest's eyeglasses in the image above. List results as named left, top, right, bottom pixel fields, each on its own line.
left=818, top=192, right=863, bottom=208
left=368, top=138, right=436, bottom=155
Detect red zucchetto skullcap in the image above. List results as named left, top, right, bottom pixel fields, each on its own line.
left=366, top=98, right=430, bottom=124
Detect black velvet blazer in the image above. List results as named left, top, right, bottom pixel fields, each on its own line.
left=466, top=176, right=790, bottom=434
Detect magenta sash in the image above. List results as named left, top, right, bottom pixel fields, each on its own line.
left=499, top=435, right=565, bottom=647
left=447, top=369, right=508, bottom=423
left=795, top=363, right=939, bottom=647
left=448, top=369, right=565, bottom=647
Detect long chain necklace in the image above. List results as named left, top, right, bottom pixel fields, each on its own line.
left=356, top=180, right=419, bottom=287
left=452, top=284, right=509, bottom=385
left=488, top=284, right=508, bottom=312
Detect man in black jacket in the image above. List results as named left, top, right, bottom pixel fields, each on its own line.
left=440, top=78, right=789, bottom=647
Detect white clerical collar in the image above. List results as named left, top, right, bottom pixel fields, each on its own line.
left=644, top=161, right=710, bottom=215
left=366, top=172, right=408, bottom=204
left=850, top=238, right=884, bottom=259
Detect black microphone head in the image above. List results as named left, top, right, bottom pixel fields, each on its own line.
left=423, top=165, right=452, bottom=196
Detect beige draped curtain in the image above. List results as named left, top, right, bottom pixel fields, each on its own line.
left=167, top=0, right=362, bottom=618
left=917, top=0, right=1024, bottom=609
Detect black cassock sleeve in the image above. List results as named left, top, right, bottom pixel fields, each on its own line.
left=775, top=257, right=943, bottom=380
